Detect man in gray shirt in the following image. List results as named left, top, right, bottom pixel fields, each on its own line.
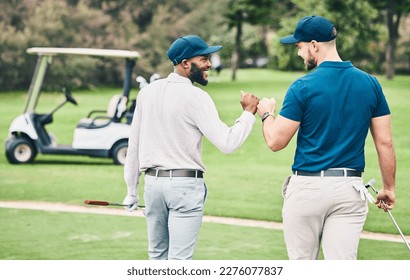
left=123, top=35, right=259, bottom=260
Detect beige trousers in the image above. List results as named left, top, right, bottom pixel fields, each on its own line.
left=282, top=175, right=368, bottom=260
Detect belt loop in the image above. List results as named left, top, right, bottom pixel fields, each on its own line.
left=343, top=168, right=347, bottom=177
left=170, top=170, right=173, bottom=180
left=295, top=171, right=298, bottom=176
left=195, top=170, right=198, bottom=179
left=320, top=170, right=324, bottom=177
left=155, top=169, right=159, bottom=180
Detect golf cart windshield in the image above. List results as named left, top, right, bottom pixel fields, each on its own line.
left=24, top=47, right=140, bottom=113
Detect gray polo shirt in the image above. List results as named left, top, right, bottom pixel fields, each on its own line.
left=124, top=72, right=255, bottom=195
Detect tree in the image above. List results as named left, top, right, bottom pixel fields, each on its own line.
left=369, top=0, right=410, bottom=79
left=224, top=0, right=280, bottom=80
left=0, top=0, right=126, bottom=90
left=274, top=0, right=383, bottom=73
left=0, top=0, right=227, bottom=90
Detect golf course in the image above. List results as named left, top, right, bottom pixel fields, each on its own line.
left=0, top=68, right=409, bottom=260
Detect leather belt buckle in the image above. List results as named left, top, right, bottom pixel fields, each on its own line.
left=145, top=168, right=203, bottom=178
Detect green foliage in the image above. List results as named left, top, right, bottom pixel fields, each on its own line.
left=0, top=0, right=233, bottom=90
left=0, top=0, right=408, bottom=90
left=369, top=0, right=410, bottom=13
left=225, top=0, right=279, bottom=28
left=0, top=0, right=131, bottom=90
left=272, top=0, right=385, bottom=72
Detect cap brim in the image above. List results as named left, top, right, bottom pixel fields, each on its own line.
left=197, top=45, right=222, bottom=56
left=279, top=35, right=299, bottom=44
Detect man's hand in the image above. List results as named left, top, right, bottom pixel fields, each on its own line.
left=257, top=97, right=276, bottom=118
left=240, top=91, right=260, bottom=114
left=375, top=189, right=396, bottom=212
left=122, top=194, right=139, bottom=212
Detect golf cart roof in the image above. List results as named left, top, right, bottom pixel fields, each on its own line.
left=27, top=47, right=140, bottom=59
left=24, top=47, right=139, bottom=113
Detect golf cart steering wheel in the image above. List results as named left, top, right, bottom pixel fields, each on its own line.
left=62, top=87, right=78, bottom=105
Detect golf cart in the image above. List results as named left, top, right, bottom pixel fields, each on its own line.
left=5, top=47, right=140, bottom=165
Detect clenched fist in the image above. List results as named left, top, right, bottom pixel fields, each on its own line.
left=240, top=91, right=260, bottom=115
left=257, top=97, right=276, bottom=117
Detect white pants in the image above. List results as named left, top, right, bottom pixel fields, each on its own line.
left=144, top=175, right=207, bottom=260
left=282, top=175, right=368, bottom=260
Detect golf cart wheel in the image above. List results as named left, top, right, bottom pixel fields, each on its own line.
left=6, top=137, right=37, bottom=164
left=111, top=141, right=128, bottom=165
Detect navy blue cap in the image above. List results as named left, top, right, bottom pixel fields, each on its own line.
left=280, top=16, right=337, bottom=44
left=167, top=35, right=222, bottom=65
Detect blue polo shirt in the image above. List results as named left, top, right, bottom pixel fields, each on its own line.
left=280, top=61, right=390, bottom=172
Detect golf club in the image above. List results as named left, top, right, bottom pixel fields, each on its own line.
left=364, top=179, right=410, bottom=251
left=84, top=200, right=144, bottom=208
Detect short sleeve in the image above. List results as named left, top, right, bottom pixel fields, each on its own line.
left=371, top=76, right=390, bottom=117
left=279, top=80, right=305, bottom=122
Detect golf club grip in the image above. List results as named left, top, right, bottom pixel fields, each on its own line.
left=367, top=178, right=376, bottom=187
left=84, top=200, right=109, bottom=206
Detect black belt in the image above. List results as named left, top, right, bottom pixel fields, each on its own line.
left=293, top=170, right=362, bottom=177
left=145, top=168, right=203, bottom=178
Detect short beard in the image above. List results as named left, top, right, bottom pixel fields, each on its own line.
left=189, top=62, right=208, bottom=86
left=305, top=49, right=317, bottom=71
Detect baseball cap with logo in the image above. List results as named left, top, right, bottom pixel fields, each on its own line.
left=280, top=16, right=337, bottom=44
left=167, top=35, right=222, bottom=65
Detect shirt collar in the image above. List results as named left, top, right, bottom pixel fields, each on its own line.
left=167, top=72, right=193, bottom=84
left=318, top=60, right=353, bottom=68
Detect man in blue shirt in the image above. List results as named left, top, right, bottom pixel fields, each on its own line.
left=257, top=16, right=396, bottom=259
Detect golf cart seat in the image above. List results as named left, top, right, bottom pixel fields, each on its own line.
left=77, top=94, right=127, bottom=129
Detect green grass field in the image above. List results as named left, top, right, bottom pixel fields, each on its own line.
left=0, top=69, right=409, bottom=260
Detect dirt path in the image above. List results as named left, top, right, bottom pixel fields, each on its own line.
left=0, top=200, right=408, bottom=244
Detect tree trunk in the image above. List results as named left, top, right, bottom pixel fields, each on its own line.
left=385, top=0, right=401, bottom=80
left=231, top=20, right=242, bottom=81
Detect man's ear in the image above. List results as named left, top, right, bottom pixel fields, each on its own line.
left=181, top=59, right=190, bottom=69
left=311, top=40, right=319, bottom=52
